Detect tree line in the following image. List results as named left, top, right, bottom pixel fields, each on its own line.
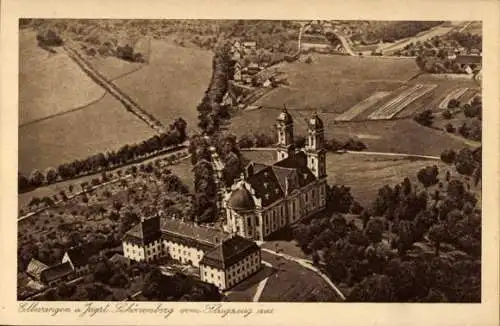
left=18, top=118, right=187, bottom=193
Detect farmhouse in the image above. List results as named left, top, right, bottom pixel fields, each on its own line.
left=62, top=244, right=100, bottom=276
left=221, top=107, right=327, bottom=241
left=26, top=258, right=49, bottom=282
left=39, top=262, right=75, bottom=287
left=454, top=55, right=482, bottom=74
left=122, top=215, right=262, bottom=290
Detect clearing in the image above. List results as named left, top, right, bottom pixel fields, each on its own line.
left=253, top=54, right=419, bottom=113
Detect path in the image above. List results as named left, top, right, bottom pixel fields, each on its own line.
left=64, top=41, right=167, bottom=134
left=260, top=247, right=346, bottom=301
left=298, top=21, right=356, bottom=56
left=252, top=261, right=272, bottom=302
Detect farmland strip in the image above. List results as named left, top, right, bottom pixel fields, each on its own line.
left=63, top=42, right=167, bottom=134
left=335, top=91, right=392, bottom=121
left=437, top=87, right=469, bottom=109
left=368, top=84, right=437, bottom=120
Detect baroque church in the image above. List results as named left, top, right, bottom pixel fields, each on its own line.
left=221, top=107, right=328, bottom=241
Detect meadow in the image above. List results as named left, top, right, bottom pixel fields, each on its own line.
left=114, top=39, right=213, bottom=130
left=242, top=150, right=449, bottom=207
left=253, top=54, right=419, bottom=112
left=19, top=93, right=155, bottom=174
left=19, top=30, right=105, bottom=126
left=229, top=108, right=470, bottom=156
left=19, top=36, right=212, bottom=174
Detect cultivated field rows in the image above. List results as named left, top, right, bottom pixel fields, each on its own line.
left=368, top=84, right=437, bottom=120
left=334, top=91, right=391, bottom=121
left=438, top=87, right=470, bottom=109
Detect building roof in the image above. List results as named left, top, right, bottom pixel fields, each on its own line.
left=40, top=262, right=74, bottom=283
left=243, top=151, right=317, bottom=207
left=123, top=216, right=162, bottom=245
left=227, top=186, right=256, bottom=212
left=65, top=244, right=100, bottom=268
left=200, top=235, right=260, bottom=269
left=455, top=55, right=482, bottom=65
left=161, top=218, right=230, bottom=249
left=26, top=258, right=49, bottom=280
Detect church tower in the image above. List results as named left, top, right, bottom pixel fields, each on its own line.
left=276, top=105, right=294, bottom=162
left=305, top=112, right=326, bottom=179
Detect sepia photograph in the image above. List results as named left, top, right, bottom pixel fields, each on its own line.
left=16, top=18, right=484, bottom=304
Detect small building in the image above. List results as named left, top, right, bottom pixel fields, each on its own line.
left=26, top=258, right=49, bottom=282
left=454, top=55, right=482, bottom=73
left=62, top=244, right=100, bottom=276
left=200, top=235, right=261, bottom=290
left=40, top=262, right=74, bottom=287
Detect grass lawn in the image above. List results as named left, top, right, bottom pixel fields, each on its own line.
left=19, top=93, right=156, bottom=174
left=114, top=39, right=213, bottom=132
left=242, top=150, right=452, bottom=207
left=259, top=251, right=340, bottom=302
left=254, top=54, right=418, bottom=113
left=19, top=30, right=105, bottom=126
left=230, top=110, right=472, bottom=156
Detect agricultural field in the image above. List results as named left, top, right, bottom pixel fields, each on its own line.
left=334, top=91, right=391, bottom=121
left=367, top=84, right=437, bottom=120
left=19, top=30, right=105, bottom=126
left=463, top=21, right=482, bottom=36
left=242, top=150, right=450, bottom=207
left=19, top=93, right=156, bottom=174
left=114, top=39, right=213, bottom=130
left=253, top=54, right=419, bottom=112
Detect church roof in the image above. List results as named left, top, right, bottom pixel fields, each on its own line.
left=199, top=235, right=260, bottom=269
left=244, top=151, right=317, bottom=207
left=227, top=186, right=256, bottom=212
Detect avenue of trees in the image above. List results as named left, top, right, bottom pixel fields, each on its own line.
left=19, top=118, right=187, bottom=193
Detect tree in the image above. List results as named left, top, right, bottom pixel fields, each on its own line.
left=395, top=220, right=414, bottom=257
left=442, top=110, right=452, bottom=120
left=365, top=217, right=385, bottom=244
left=417, top=165, right=439, bottom=188
left=428, top=223, right=446, bottom=256
left=347, top=274, right=395, bottom=302
left=18, top=173, right=30, bottom=192
left=445, top=123, right=455, bottom=133
left=440, top=149, right=456, bottom=164
left=45, top=167, right=58, bottom=184
left=29, top=169, right=45, bottom=187
left=447, top=99, right=460, bottom=109
left=413, top=110, right=434, bottom=127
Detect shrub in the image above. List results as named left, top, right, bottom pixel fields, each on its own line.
left=445, top=123, right=455, bottom=133
left=440, top=149, right=456, bottom=164
left=442, top=110, right=452, bottom=119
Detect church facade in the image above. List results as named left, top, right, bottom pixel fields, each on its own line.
left=222, top=107, right=328, bottom=241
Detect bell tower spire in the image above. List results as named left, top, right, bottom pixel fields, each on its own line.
left=306, top=111, right=326, bottom=179
left=276, top=104, right=294, bottom=162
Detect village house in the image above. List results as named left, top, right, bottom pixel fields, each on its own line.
left=454, top=55, right=482, bottom=74
left=62, top=244, right=100, bottom=276
left=26, top=258, right=49, bottom=283
left=122, top=215, right=262, bottom=290
left=221, top=107, right=327, bottom=241
left=39, top=262, right=74, bottom=287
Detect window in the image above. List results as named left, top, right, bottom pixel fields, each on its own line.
left=247, top=217, right=252, bottom=228
left=256, top=217, right=259, bottom=226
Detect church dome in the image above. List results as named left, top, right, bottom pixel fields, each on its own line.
left=277, top=106, right=293, bottom=124
left=228, top=187, right=255, bottom=212
left=308, top=113, right=324, bottom=129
